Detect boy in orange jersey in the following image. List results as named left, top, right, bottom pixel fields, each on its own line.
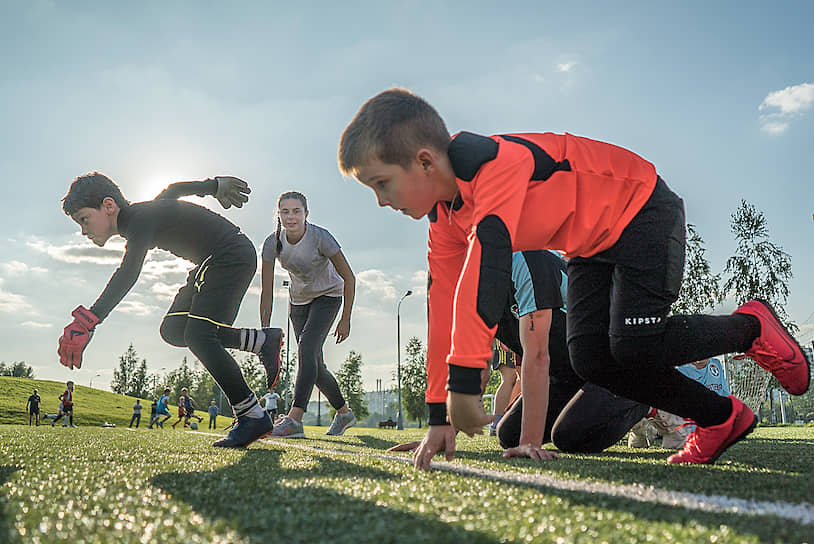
left=338, top=88, right=810, bottom=465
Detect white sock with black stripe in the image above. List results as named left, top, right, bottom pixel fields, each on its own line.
left=239, top=329, right=266, bottom=353
left=233, top=393, right=265, bottom=419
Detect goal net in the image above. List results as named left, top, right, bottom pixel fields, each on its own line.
left=722, top=353, right=771, bottom=415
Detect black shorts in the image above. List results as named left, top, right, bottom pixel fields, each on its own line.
left=566, top=177, right=685, bottom=341
left=166, top=233, right=256, bottom=327
left=62, top=404, right=74, bottom=414
left=29, top=408, right=40, bottom=415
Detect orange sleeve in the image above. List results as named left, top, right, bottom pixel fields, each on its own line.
left=426, top=204, right=468, bottom=404
left=446, top=140, right=535, bottom=370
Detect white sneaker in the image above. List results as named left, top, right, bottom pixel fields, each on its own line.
left=326, top=410, right=356, bottom=436
left=628, top=418, right=657, bottom=448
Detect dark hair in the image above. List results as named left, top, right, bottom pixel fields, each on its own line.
left=62, top=172, right=130, bottom=215
left=274, top=191, right=308, bottom=256
left=338, top=87, right=451, bottom=177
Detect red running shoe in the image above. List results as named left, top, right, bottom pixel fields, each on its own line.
left=734, top=299, right=811, bottom=395
left=667, top=396, right=756, bottom=464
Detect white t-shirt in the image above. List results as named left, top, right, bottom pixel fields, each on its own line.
left=262, top=392, right=280, bottom=410
left=262, top=223, right=344, bottom=305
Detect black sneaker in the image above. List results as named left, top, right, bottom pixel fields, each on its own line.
left=213, top=415, right=274, bottom=448
left=258, top=328, right=284, bottom=388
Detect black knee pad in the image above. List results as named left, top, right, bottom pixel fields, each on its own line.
left=160, top=315, right=188, bottom=347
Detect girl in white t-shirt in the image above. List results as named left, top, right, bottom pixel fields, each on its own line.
left=260, top=191, right=357, bottom=438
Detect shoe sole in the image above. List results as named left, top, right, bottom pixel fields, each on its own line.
left=271, top=432, right=306, bottom=439
left=750, top=299, right=811, bottom=394
left=213, top=428, right=275, bottom=449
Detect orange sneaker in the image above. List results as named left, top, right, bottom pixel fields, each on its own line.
left=667, top=396, right=756, bottom=464
left=734, top=299, right=811, bottom=395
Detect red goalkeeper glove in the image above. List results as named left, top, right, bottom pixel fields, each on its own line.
left=57, top=306, right=99, bottom=369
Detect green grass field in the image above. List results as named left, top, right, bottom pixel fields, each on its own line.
left=1, top=421, right=813, bottom=543
left=0, top=377, right=149, bottom=428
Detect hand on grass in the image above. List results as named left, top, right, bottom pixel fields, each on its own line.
left=503, top=444, right=560, bottom=461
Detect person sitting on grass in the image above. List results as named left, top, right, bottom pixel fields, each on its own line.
left=58, top=173, right=285, bottom=448
left=339, top=88, right=810, bottom=465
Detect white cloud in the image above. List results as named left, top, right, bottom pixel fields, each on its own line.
left=0, top=260, right=48, bottom=276
left=759, top=82, right=814, bottom=135
left=556, top=61, right=577, bottom=72
left=760, top=82, right=814, bottom=115
left=357, top=269, right=397, bottom=300
left=27, top=237, right=124, bottom=265
left=0, top=279, right=31, bottom=313
left=761, top=121, right=791, bottom=135
left=21, top=321, right=52, bottom=328
left=117, top=300, right=163, bottom=317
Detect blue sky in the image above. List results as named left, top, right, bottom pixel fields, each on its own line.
left=1, top=1, right=812, bottom=394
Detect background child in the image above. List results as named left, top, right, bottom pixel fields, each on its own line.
left=260, top=191, right=357, bottom=438
left=147, top=398, right=158, bottom=429
left=26, top=388, right=41, bottom=426
left=58, top=173, right=284, bottom=447
left=129, top=399, right=142, bottom=428
left=208, top=400, right=219, bottom=430
left=339, top=88, right=810, bottom=465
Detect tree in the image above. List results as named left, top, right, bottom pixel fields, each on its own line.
left=721, top=201, right=794, bottom=413
left=0, top=361, right=35, bottom=378
left=723, top=200, right=794, bottom=326
left=400, top=337, right=428, bottom=427
left=111, top=344, right=139, bottom=395
left=166, top=356, right=197, bottom=400
left=336, top=350, right=369, bottom=419
left=672, top=224, right=720, bottom=314
left=235, top=352, right=266, bottom=396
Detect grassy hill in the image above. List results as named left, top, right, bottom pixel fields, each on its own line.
left=0, top=376, right=150, bottom=427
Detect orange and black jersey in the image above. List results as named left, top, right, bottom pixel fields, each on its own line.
left=426, top=132, right=658, bottom=402
left=89, top=179, right=241, bottom=322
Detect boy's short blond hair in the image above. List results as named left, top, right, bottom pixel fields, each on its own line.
left=338, top=88, right=451, bottom=177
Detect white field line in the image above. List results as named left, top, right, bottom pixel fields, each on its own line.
left=190, top=431, right=814, bottom=526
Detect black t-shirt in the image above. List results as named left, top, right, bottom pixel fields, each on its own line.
left=27, top=394, right=40, bottom=410
left=89, top=180, right=241, bottom=321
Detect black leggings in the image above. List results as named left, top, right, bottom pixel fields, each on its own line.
left=290, top=296, right=346, bottom=411
left=497, top=382, right=649, bottom=452
left=566, top=179, right=758, bottom=427
left=159, top=236, right=256, bottom=407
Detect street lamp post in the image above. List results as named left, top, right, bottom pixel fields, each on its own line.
left=89, top=372, right=101, bottom=389
left=397, top=290, right=413, bottom=430
left=282, top=279, right=291, bottom=411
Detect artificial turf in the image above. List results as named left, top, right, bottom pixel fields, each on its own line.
left=1, top=425, right=812, bottom=543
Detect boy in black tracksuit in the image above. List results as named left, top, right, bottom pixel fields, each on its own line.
left=59, top=172, right=283, bottom=448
